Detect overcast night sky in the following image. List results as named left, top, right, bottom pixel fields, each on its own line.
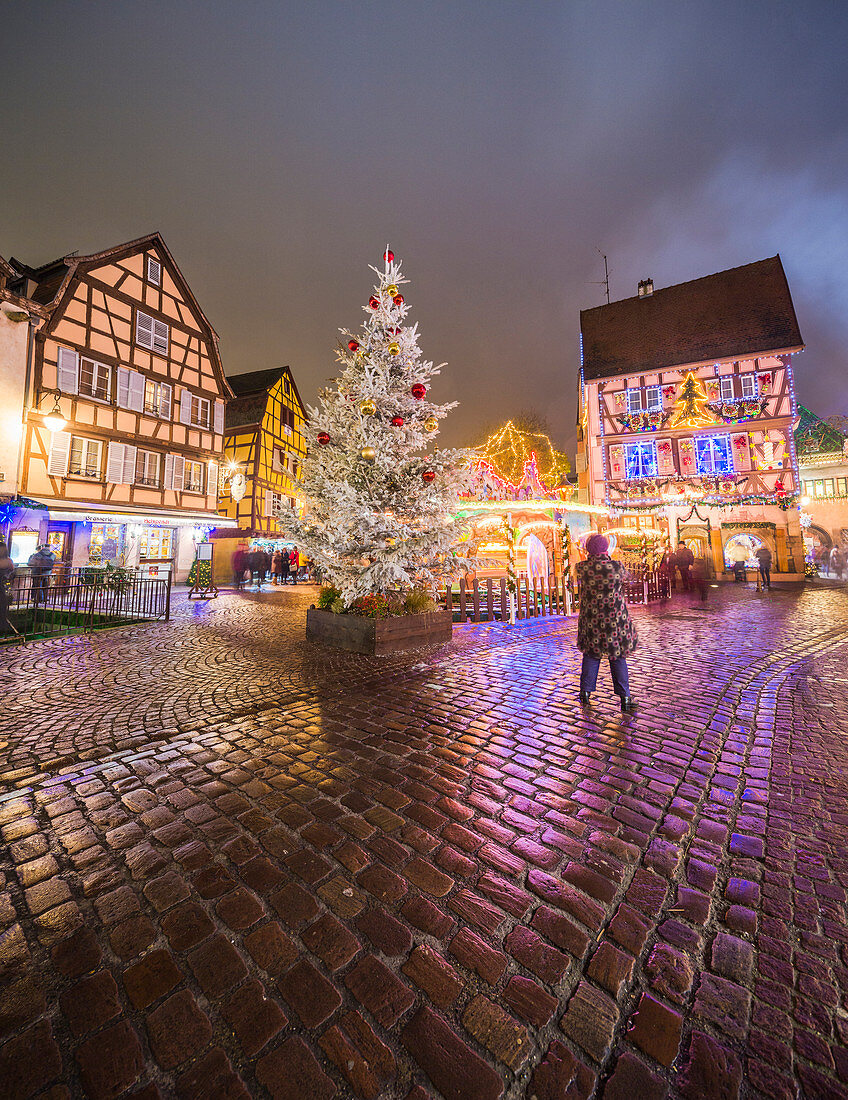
left=2, top=1, right=847, bottom=454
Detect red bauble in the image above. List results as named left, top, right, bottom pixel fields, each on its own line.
left=317, top=432, right=330, bottom=446
left=411, top=383, right=426, bottom=399
left=422, top=469, right=436, bottom=483
left=368, top=295, right=380, bottom=310
left=384, top=249, right=394, bottom=262
left=391, top=416, right=404, bottom=427
left=393, top=294, right=404, bottom=306
left=348, top=339, right=359, bottom=352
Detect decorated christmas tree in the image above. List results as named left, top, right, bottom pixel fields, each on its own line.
left=668, top=371, right=718, bottom=429
left=277, top=249, right=475, bottom=607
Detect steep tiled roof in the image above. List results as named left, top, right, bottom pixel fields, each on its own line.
left=579, top=256, right=803, bottom=381
left=228, top=368, right=285, bottom=397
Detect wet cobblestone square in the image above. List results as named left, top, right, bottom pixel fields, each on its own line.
left=1, top=582, right=847, bottom=1099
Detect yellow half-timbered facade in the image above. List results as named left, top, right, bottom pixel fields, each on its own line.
left=219, top=367, right=306, bottom=537
left=5, top=233, right=234, bottom=578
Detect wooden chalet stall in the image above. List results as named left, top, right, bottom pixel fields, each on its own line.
left=576, top=258, right=805, bottom=580
left=7, top=233, right=234, bottom=580
left=215, top=367, right=306, bottom=581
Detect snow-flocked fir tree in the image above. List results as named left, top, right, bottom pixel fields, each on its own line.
left=276, top=250, right=476, bottom=606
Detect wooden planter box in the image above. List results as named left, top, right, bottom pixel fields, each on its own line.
left=306, top=607, right=453, bottom=654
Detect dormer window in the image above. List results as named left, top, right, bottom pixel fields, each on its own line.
left=147, top=257, right=161, bottom=286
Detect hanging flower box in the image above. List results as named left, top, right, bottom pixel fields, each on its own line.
left=306, top=606, right=452, bottom=654
left=615, top=410, right=669, bottom=432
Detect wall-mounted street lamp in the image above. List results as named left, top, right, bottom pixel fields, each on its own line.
left=40, top=391, right=67, bottom=434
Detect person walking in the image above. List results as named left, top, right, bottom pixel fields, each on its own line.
left=755, top=544, right=773, bottom=590
left=271, top=550, right=283, bottom=585
left=254, top=548, right=269, bottom=590
left=289, top=546, right=299, bottom=584
left=576, top=533, right=638, bottom=713
left=232, top=544, right=247, bottom=590
left=675, top=541, right=694, bottom=591
left=280, top=549, right=291, bottom=585
left=691, top=555, right=708, bottom=602
left=660, top=546, right=677, bottom=593
left=27, top=544, right=56, bottom=607
left=0, top=538, right=15, bottom=634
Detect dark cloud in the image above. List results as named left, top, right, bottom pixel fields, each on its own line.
left=2, top=1, right=846, bottom=451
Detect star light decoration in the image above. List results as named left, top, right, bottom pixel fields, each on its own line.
left=474, top=421, right=571, bottom=494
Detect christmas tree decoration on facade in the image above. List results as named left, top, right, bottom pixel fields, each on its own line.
left=276, top=249, right=476, bottom=606
left=667, top=372, right=719, bottom=429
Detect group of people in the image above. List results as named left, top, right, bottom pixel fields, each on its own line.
left=231, top=544, right=302, bottom=590
left=660, top=542, right=707, bottom=599
left=813, top=545, right=846, bottom=580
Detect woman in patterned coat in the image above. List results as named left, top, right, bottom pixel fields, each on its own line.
left=576, top=533, right=638, bottom=713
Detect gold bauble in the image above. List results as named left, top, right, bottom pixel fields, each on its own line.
left=386, top=284, right=399, bottom=297
left=361, top=446, right=376, bottom=464
left=359, top=399, right=377, bottom=416
left=424, top=416, right=439, bottom=432
left=387, top=342, right=400, bottom=356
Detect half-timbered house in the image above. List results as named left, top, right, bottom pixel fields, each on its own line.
left=6, top=233, right=234, bottom=579
left=576, top=257, right=805, bottom=577
left=218, top=367, right=306, bottom=538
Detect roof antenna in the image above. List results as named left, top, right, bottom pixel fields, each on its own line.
left=591, top=250, right=610, bottom=304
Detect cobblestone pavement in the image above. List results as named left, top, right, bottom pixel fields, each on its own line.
left=1, top=581, right=848, bottom=1099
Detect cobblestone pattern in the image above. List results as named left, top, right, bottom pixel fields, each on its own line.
left=1, top=583, right=847, bottom=1099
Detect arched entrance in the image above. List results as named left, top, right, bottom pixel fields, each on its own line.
left=723, top=532, right=767, bottom=568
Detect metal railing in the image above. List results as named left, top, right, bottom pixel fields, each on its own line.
left=0, top=566, right=171, bottom=644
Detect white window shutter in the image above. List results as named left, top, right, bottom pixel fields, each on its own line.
left=264, top=490, right=273, bottom=516
left=128, top=371, right=144, bottom=413
left=57, top=347, right=79, bottom=395
left=47, top=431, right=71, bottom=477
left=164, top=452, right=174, bottom=490
left=136, top=311, right=154, bottom=349
left=179, top=392, right=192, bottom=425
left=208, top=460, right=219, bottom=496
left=152, top=319, right=169, bottom=355
left=122, top=444, right=137, bottom=484
left=172, top=454, right=185, bottom=491
left=214, top=400, right=224, bottom=435
left=147, top=257, right=161, bottom=286
left=106, top=441, right=125, bottom=483
left=160, top=382, right=172, bottom=419
left=117, top=367, right=131, bottom=409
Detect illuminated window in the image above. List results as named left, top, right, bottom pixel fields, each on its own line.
left=68, top=437, right=102, bottom=479
left=135, top=450, right=161, bottom=487
left=695, top=435, right=733, bottom=475
left=626, top=386, right=661, bottom=414
left=824, top=479, right=835, bottom=497
left=184, top=460, right=204, bottom=493
left=144, top=379, right=172, bottom=418
left=79, top=358, right=111, bottom=401
left=719, top=376, right=735, bottom=402
left=190, top=395, right=210, bottom=428
left=838, top=478, right=847, bottom=495
left=623, top=440, right=657, bottom=479
left=740, top=373, right=758, bottom=399
left=139, top=527, right=173, bottom=559
left=814, top=479, right=825, bottom=497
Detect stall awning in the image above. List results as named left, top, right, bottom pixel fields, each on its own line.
left=30, top=498, right=239, bottom=529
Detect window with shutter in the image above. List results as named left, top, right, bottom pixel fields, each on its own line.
left=264, top=490, right=273, bottom=516
left=117, top=367, right=131, bottom=409
left=47, top=431, right=72, bottom=477
left=207, top=460, right=219, bottom=496
left=135, top=450, right=161, bottom=486
left=79, top=358, right=111, bottom=401
left=159, top=382, right=172, bottom=419
left=179, top=392, right=192, bottom=425
left=57, top=347, right=79, bottom=395
left=183, top=460, right=204, bottom=493
left=213, top=400, right=224, bottom=434
left=121, top=445, right=137, bottom=485
left=128, top=371, right=144, bottom=413
left=163, top=453, right=174, bottom=490
left=171, top=455, right=185, bottom=491
left=136, top=311, right=169, bottom=356
left=106, top=441, right=125, bottom=484
left=69, top=437, right=103, bottom=479
left=147, top=257, right=161, bottom=286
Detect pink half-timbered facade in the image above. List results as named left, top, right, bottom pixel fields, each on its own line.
left=576, top=257, right=806, bottom=577
left=5, top=233, right=235, bottom=578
